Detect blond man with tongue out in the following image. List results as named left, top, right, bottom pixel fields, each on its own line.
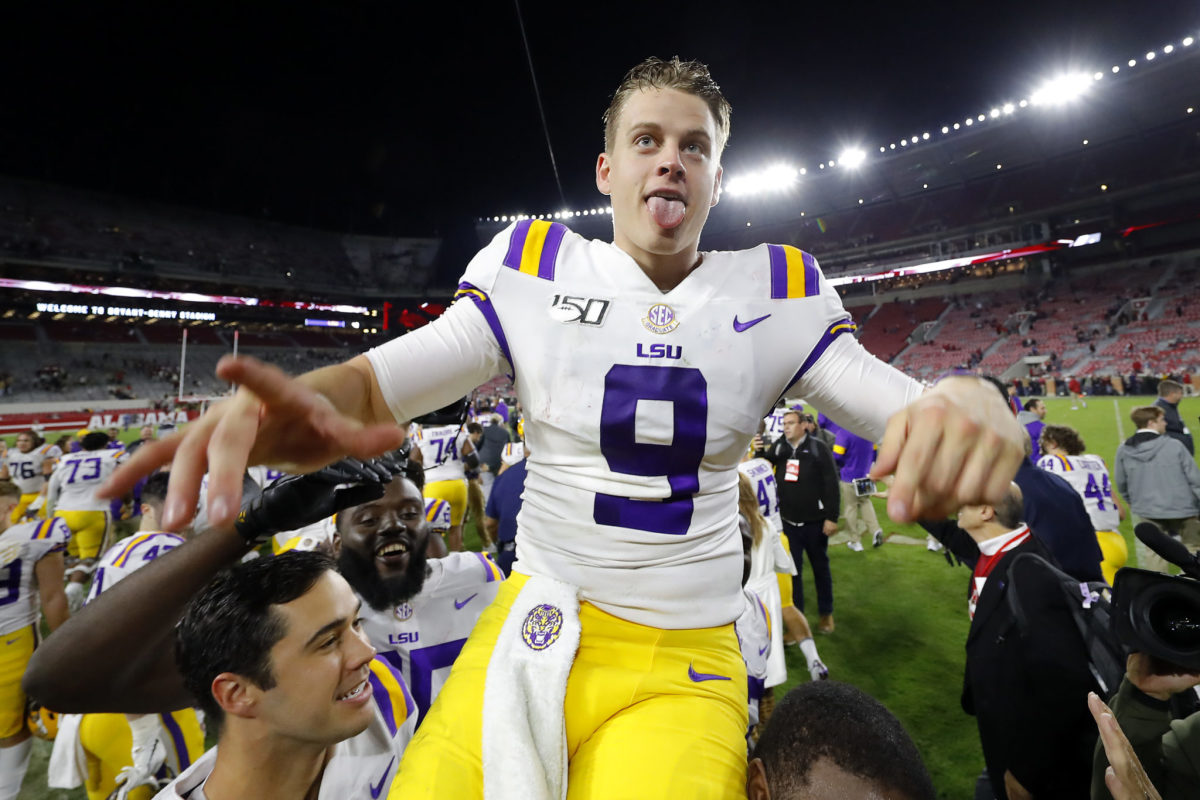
left=106, top=57, right=1025, bottom=799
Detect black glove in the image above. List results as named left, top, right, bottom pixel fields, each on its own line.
left=234, top=458, right=403, bottom=545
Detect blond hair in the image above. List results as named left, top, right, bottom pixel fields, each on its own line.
left=603, top=56, right=732, bottom=155
left=737, top=473, right=765, bottom=546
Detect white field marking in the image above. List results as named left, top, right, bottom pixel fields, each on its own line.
left=1113, top=399, right=1125, bottom=440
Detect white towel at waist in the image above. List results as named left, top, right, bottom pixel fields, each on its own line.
left=482, top=574, right=581, bottom=800
left=47, top=713, right=86, bottom=789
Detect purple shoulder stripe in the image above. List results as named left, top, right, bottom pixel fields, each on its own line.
left=777, top=317, right=858, bottom=400
left=454, top=282, right=514, bottom=380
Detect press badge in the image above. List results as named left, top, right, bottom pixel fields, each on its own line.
left=785, top=459, right=801, bottom=482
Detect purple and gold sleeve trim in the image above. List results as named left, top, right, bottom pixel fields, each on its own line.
left=368, top=656, right=415, bottom=738
left=767, top=244, right=821, bottom=299
left=474, top=551, right=504, bottom=582
left=453, top=282, right=514, bottom=379
left=502, top=219, right=566, bottom=281
left=781, top=317, right=858, bottom=393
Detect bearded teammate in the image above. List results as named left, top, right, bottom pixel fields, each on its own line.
left=1037, top=424, right=1128, bottom=584
left=333, top=455, right=502, bottom=726
left=46, top=474, right=206, bottom=800
left=413, top=417, right=476, bottom=552
left=105, top=57, right=1026, bottom=798
left=47, top=431, right=127, bottom=611
left=0, top=481, right=69, bottom=800
left=1, top=430, right=61, bottom=522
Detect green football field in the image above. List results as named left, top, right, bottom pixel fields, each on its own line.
left=14, top=395, right=1200, bottom=799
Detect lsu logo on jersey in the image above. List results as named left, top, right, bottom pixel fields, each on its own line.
left=521, top=603, right=564, bottom=651
left=642, top=303, right=679, bottom=334
left=394, top=603, right=414, bottom=621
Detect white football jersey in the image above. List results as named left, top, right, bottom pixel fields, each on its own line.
left=1037, top=453, right=1121, bottom=532
left=734, top=588, right=770, bottom=733
left=738, top=458, right=782, bottom=534
left=423, top=498, right=452, bottom=535
left=7, top=444, right=61, bottom=494
left=367, top=222, right=920, bottom=628
left=49, top=449, right=126, bottom=512
left=762, top=410, right=786, bottom=443
left=0, top=517, right=70, bottom=635
left=359, top=551, right=503, bottom=726
left=415, top=425, right=470, bottom=484
left=500, top=442, right=525, bottom=467
left=87, top=531, right=185, bottom=602
left=154, top=656, right=416, bottom=800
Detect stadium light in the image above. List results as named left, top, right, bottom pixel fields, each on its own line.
left=965, top=118, right=973, bottom=126
left=828, top=159, right=836, bottom=167
left=1145, top=51, right=1156, bottom=60
left=977, top=114, right=985, bottom=122
left=879, top=146, right=886, bottom=153
left=990, top=108, right=1000, bottom=118
left=1112, top=65, right=1120, bottom=73
left=1128, top=59, right=1137, bottom=67
left=1029, top=72, right=1091, bottom=106
left=1184, top=36, right=1194, bottom=47
left=723, top=163, right=800, bottom=197
left=889, top=143, right=896, bottom=149
left=941, top=126, right=949, bottom=133
left=1019, top=99, right=1029, bottom=107
left=1093, top=72, right=1104, bottom=81
left=1003, top=103, right=1015, bottom=114
left=839, top=148, right=867, bottom=168
left=922, top=132, right=930, bottom=140
left=1163, top=44, right=1174, bottom=54
left=953, top=123, right=960, bottom=130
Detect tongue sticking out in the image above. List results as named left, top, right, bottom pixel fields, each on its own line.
left=647, top=196, right=686, bottom=229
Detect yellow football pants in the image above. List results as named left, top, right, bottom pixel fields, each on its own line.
left=60, top=510, right=111, bottom=560
left=392, top=572, right=748, bottom=799
left=80, top=710, right=205, bottom=800
left=0, top=625, right=34, bottom=738
left=1096, top=530, right=1128, bottom=586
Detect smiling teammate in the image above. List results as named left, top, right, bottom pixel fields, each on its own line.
left=107, top=57, right=1025, bottom=797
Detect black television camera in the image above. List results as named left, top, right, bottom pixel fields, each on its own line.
left=1111, top=523, right=1200, bottom=671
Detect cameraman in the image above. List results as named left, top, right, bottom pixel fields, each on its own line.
left=1090, top=653, right=1200, bottom=800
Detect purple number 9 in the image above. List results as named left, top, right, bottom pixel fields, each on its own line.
left=594, top=365, right=708, bottom=535
left=0, top=558, right=21, bottom=607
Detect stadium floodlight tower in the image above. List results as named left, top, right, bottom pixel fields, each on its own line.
left=1029, top=72, right=1092, bottom=106
left=724, top=163, right=800, bottom=198
left=838, top=148, right=867, bottom=169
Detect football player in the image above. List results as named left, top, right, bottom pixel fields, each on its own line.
left=413, top=408, right=477, bottom=552
left=0, top=480, right=69, bottom=800
left=1037, top=424, right=1128, bottom=584
left=47, top=473, right=205, bottom=800
left=47, top=431, right=128, bottom=611
left=0, top=430, right=61, bottom=522
left=106, top=57, right=1025, bottom=797
left=335, top=458, right=503, bottom=726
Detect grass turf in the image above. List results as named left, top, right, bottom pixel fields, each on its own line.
left=14, top=395, right=1200, bottom=798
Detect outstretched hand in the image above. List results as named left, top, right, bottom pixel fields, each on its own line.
left=100, top=355, right=406, bottom=531
left=1089, top=691, right=1162, bottom=800
left=870, top=376, right=1024, bottom=522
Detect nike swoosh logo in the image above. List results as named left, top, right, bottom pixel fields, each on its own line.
left=454, top=593, right=478, bottom=610
left=757, top=643, right=769, bottom=657
left=369, top=755, right=396, bottom=799
left=733, top=314, right=771, bottom=332
left=688, top=663, right=731, bottom=682
left=4, top=638, right=18, bottom=646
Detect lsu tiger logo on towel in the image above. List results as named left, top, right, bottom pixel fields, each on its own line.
left=521, top=603, right=564, bottom=651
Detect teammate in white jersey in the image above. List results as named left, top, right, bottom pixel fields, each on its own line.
left=1, top=431, right=61, bottom=522
left=0, top=481, right=69, bottom=800
left=1037, top=424, right=1128, bottom=584
left=335, top=467, right=503, bottom=726
left=47, top=431, right=128, bottom=611
left=413, top=420, right=476, bottom=552
left=108, top=58, right=1025, bottom=798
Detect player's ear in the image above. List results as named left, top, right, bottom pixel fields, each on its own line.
left=710, top=164, right=723, bottom=208
left=746, top=758, right=771, bottom=800
left=596, top=153, right=612, bottom=196
left=212, top=673, right=260, bottom=720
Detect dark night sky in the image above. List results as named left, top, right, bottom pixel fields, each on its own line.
left=1, top=1, right=1196, bottom=241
